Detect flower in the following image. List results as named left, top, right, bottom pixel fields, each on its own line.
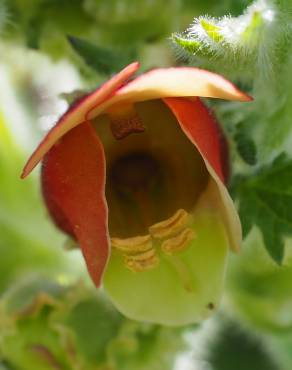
left=22, top=62, right=251, bottom=325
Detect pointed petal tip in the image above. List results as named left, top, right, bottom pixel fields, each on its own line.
left=127, top=61, right=140, bottom=73
left=245, top=93, right=254, bottom=102
left=237, top=91, right=253, bottom=102
left=206, top=72, right=253, bottom=102
left=21, top=164, right=29, bottom=179
left=21, top=154, right=36, bottom=179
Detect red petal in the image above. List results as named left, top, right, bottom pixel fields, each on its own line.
left=164, top=97, right=227, bottom=182
left=21, top=62, right=140, bottom=178
left=164, top=97, right=241, bottom=252
left=42, top=122, right=109, bottom=286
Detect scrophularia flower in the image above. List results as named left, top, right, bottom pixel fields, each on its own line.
left=22, top=62, right=251, bottom=325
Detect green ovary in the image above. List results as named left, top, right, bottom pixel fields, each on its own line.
left=103, top=212, right=229, bottom=326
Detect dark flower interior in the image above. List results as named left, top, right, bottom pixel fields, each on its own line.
left=93, top=99, right=209, bottom=238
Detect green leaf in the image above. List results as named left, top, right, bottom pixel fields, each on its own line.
left=171, top=33, right=214, bottom=60
left=67, top=36, right=135, bottom=75
left=242, top=10, right=263, bottom=42
left=172, top=34, right=202, bottom=54
left=0, top=115, right=67, bottom=293
left=236, top=154, right=292, bottom=263
left=234, top=124, right=257, bottom=165
left=206, top=317, right=281, bottom=370
left=0, top=360, right=18, bottom=370
left=108, top=322, right=186, bottom=370
left=200, top=19, right=223, bottom=42
left=67, top=297, right=122, bottom=363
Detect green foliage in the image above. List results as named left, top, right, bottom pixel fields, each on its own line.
left=234, top=123, right=257, bottom=166
left=82, top=0, right=179, bottom=44
left=235, top=154, right=292, bottom=264
left=0, top=0, right=7, bottom=31
left=1, top=280, right=73, bottom=370
left=172, top=0, right=291, bottom=84
left=0, top=277, right=187, bottom=370
left=67, top=298, right=122, bottom=363
left=3, top=0, right=179, bottom=65
left=225, top=227, right=292, bottom=337
left=68, top=36, right=135, bottom=75
left=107, top=322, right=186, bottom=370
left=0, top=115, right=68, bottom=293
left=206, top=318, right=280, bottom=370
left=4, top=0, right=91, bottom=57
left=200, top=19, right=224, bottom=42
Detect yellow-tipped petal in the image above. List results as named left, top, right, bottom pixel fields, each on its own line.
left=87, top=67, right=252, bottom=119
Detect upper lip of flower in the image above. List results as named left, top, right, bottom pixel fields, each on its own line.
left=21, top=62, right=252, bottom=179
left=21, top=62, right=252, bottom=287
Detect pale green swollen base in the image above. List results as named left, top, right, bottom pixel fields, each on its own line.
left=104, top=212, right=229, bottom=326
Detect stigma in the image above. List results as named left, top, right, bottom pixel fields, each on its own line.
left=107, top=103, right=145, bottom=140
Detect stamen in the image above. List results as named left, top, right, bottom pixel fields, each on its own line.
left=125, top=253, right=159, bottom=272
left=126, top=248, right=156, bottom=262
left=161, top=228, right=195, bottom=255
left=111, top=235, right=152, bottom=254
left=149, top=209, right=189, bottom=239
left=111, top=209, right=194, bottom=274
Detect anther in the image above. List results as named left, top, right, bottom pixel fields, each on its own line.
left=125, top=253, right=159, bottom=272
left=127, top=248, right=156, bottom=261
left=111, top=235, right=152, bottom=254
left=149, top=209, right=189, bottom=239
left=161, top=228, right=195, bottom=255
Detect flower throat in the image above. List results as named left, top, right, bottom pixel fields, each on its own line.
left=94, top=99, right=209, bottom=239
left=108, top=151, right=167, bottom=237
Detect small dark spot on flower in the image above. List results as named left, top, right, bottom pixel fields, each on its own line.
left=207, top=302, right=215, bottom=310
